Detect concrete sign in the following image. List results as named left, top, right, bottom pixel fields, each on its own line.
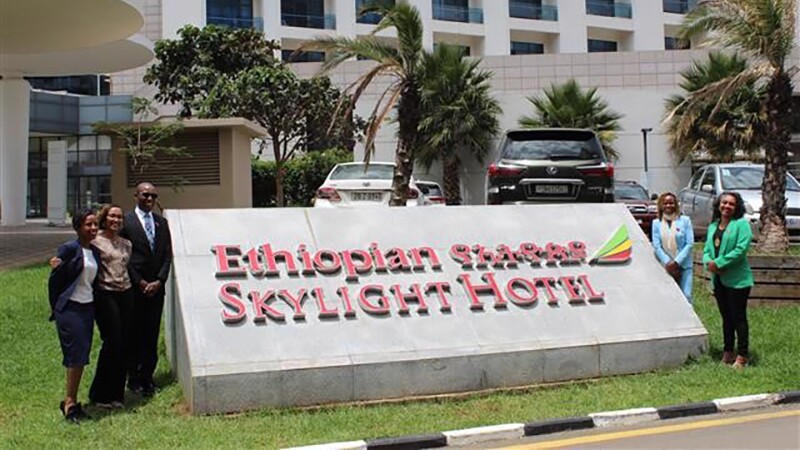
left=165, top=204, right=707, bottom=414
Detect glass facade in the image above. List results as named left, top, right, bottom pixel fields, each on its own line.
left=356, top=0, right=395, bottom=24
left=27, top=135, right=113, bottom=217
left=586, top=0, right=632, bottom=18
left=511, top=41, right=545, bottom=55
left=26, top=75, right=111, bottom=96
left=588, top=39, right=618, bottom=52
left=282, top=0, right=335, bottom=29
left=663, top=0, right=695, bottom=14
left=664, top=36, right=690, bottom=50
left=509, top=1, right=558, bottom=21
left=281, top=49, right=326, bottom=62
left=207, top=0, right=256, bottom=28
left=433, top=0, right=483, bottom=23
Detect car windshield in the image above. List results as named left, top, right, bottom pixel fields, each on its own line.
left=615, top=183, right=648, bottom=200
left=720, top=166, right=800, bottom=191
left=418, top=183, right=443, bottom=197
left=329, top=164, right=394, bottom=180
left=501, top=130, right=604, bottom=161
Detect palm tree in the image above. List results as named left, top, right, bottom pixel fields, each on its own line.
left=299, top=3, right=425, bottom=206
left=679, top=0, right=796, bottom=252
left=518, top=79, right=624, bottom=160
left=417, top=44, right=502, bottom=205
left=664, top=52, right=766, bottom=163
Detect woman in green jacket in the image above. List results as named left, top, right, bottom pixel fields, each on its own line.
left=703, top=191, right=754, bottom=368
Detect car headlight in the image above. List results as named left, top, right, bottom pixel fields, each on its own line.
left=647, top=204, right=658, bottom=213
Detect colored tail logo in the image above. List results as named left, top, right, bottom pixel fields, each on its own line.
left=589, top=225, right=632, bottom=265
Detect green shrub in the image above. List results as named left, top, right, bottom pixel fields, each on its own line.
left=252, top=149, right=353, bottom=207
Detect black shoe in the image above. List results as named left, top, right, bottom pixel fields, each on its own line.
left=141, top=383, right=156, bottom=398
left=64, top=403, right=90, bottom=424
left=128, top=381, right=144, bottom=394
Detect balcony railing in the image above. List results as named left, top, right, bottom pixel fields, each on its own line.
left=663, top=0, right=697, bottom=14
left=356, top=0, right=394, bottom=24
left=509, top=2, right=558, bottom=21
left=432, top=5, right=483, bottom=24
left=207, top=16, right=264, bottom=31
left=282, top=13, right=336, bottom=29
left=585, top=1, right=632, bottom=18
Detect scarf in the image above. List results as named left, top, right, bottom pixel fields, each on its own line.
left=660, top=213, right=679, bottom=261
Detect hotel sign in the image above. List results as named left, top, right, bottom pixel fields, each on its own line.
left=165, top=205, right=706, bottom=415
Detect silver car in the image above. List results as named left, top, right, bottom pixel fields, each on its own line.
left=678, top=163, right=800, bottom=241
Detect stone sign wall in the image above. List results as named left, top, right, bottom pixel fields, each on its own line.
left=165, top=204, right=707, bottom=414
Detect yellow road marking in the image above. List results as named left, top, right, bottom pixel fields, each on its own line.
left=500, top=410, right=800, bottom=449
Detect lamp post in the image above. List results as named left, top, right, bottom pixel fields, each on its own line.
left=641, top=127, right=653, bottom=191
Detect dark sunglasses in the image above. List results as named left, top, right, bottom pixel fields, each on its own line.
left=140, top=193, right=158, bottom=199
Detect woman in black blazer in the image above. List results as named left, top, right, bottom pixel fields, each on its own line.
left=48, top=209, right=101, bottom=423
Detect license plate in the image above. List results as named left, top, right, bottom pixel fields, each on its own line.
left=351, top=192, right=383, bottom=202
left=788, top=217, right=800, bottom=228
left=535, top=184, right=569, bottom=195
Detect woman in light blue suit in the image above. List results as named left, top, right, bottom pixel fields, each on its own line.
left=652, top=192, right=694, bottom=303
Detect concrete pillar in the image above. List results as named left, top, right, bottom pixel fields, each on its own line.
left=556, top=0, right=588, bottom=53
left=482, top=0, right=510, bottom=56
left=631, top=0, right=665, bottom=50
left=162, top=0, right=203, bottom=38
left=0, top=77, right=31, bottom=226
left=407, top=0, right=435, bottom=51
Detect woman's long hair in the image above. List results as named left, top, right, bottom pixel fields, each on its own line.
left=656, top=192, right=680, bottom=219
left=711, top=191, right=746, bottom=223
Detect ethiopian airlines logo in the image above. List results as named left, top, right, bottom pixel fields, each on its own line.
left=590, top=225, right=632, bottom=265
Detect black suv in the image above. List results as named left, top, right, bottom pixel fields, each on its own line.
left=485, top=128, right=614, bottom=204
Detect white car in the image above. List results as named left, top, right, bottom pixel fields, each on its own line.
left=314, top=162, right=425, bottom=208
left=415, top=181, right=446, bottom=206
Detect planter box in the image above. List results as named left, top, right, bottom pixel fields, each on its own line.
left=693, top=252, right=800, bottom=305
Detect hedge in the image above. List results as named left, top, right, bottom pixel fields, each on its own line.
left=252, top=149, right=353, bottom=207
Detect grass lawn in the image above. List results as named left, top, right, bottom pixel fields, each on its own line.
left=1, top=265, right=798, bottom=449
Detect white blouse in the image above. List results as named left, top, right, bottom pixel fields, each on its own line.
left=70, top=248, right=98, bottom=304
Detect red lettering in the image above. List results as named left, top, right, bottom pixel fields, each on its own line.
left=425, top=281, right=453, bottom=312
left=212, top=245, right=247, bottom=277
left=535, top=277, right=559, bottom=304
left=506, top=277, right=538, bottom=306
left=247, top=289, right=285, bottom=322
left=370, top=243, right=388, bottom=272
left=578, top=274, right=605, bottom=302
left=341, top=249, right=373, bottom=281
left=457, top=272, right=507, bottom=310
left=449, top=244, right=472, bottom=268
left=358, top=285, right=391, bottom=315
left=336, top=286, right=357, bottom=317
left=390, top=283, right=428, bottom=315
left=314, top=249, right=342, bottom=274
left=244, top=247, right=264, bottom=276
left=568, top=241, right=588, bottom=262
left=385, top=248, right=411, bottom=271
left=409, top=247, right=442, bottom=270
left=493, top=244, right=518, bottom=268
left=218, top=283, right=247, bottom=323
left=518, top=242, right=542, bottom=265
left=261, top=243, right=299, bottom=276
left=311, top=287, right=338, bottom=318
left=472, top=244, right=494, bottom=268
left=278, top=289, right=308, bottom=319
left=297, top=244, right=315, bottom=275
left=558, top=276, right=584, bottom=303
left=544, top=243, right=570, bottom=266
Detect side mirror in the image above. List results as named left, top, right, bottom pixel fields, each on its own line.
left=701, top=184, right=714, bottom=193
left=650, top=194, right=658, bottom=201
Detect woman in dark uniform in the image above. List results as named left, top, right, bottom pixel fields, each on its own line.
left=48, top=209, right=101, bottom=423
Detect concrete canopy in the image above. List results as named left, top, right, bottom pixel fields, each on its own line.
left=0, top=0, right=144, bottom=54
left=1, top=34, right=154, bottom=76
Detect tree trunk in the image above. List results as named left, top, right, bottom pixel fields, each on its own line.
left=756, top=72, right=791, bottom=253
left=390, top=84, right=422, bottom=206
left=443, top=153, right=462, bottom=205
left=275, top=162, right=286, bottom=207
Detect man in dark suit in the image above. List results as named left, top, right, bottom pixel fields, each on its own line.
left=121, top=182, right=172, bottom=397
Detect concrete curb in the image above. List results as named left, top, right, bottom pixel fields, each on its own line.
left=283, top=391, right=795, bottom=449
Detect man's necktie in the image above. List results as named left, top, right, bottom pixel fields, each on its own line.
left=144, top=213, right=156, bottom=252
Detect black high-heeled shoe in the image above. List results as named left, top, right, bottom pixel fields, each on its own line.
left=63, top=402, right=90, bottom=424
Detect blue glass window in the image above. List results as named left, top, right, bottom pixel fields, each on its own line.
left=588, top=39, right=617, bottom=52
left=207, top=0, right=255, bottom=28
left=511, top=41, right=544, bottom=55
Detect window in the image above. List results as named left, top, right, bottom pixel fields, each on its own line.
left=665, top=36, right=690, bottom=50
left=356, top=0, right=394, bottom=24
left=511, top=41, right=544, bottom=55
left=700, top=168, right=717, bottom=193
left=207, top=0, right=254, bottom=28
left=689, top=168, right=704, bottom=190
left=433, top=43, right=471, bottom=56
left=588, top=39, right=617, bottom=53
left=281, top=50, right=325, bottom=62
left=26, top=75, right=110, bottom=96
left=282, top=0, right=326, bottom=28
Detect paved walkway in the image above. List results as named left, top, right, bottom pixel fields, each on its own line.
left=0, top=219, right=74, bottom=271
